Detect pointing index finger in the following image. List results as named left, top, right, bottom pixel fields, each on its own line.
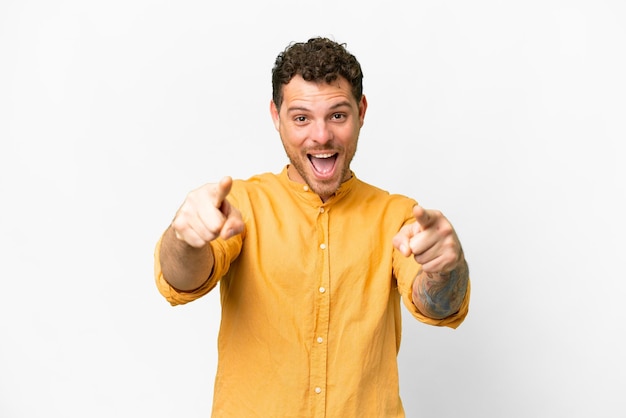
left=412, top=204, right=433, bottom=228
left=214, top=176, right=233, bottom=208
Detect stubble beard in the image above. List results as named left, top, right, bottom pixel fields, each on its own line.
left=284, top=143, right=357, bottom=201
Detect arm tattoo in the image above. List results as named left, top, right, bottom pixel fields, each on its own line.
left=414, top=260, right=469, bottom=319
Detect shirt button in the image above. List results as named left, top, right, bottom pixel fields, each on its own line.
left=315, top=387, right=322, bottom=394
left=320, top=243, right=326, bottom=250
left=319, top=287, right=326, bottom=293
left=317, top=337, right=323, bottom=343
left=303, top=185, right=309, bottom=192
left=319, top=207, right=325, bottom=213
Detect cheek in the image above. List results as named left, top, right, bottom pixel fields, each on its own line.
left=337, top=124, right=360, bottom=144
left=339, top=134, right=359, bottom=154
left=280, top=135, right=305, bottom=158
left=281, top=126, right=308, bottom=148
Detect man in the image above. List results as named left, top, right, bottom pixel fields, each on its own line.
left=154, top=37, right=470, bottom=417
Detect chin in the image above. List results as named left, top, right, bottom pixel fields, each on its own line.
left=309, top=179, right=341, bottom=199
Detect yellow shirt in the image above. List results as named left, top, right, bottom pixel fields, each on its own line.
left=154, top=167, right=470, bottom=418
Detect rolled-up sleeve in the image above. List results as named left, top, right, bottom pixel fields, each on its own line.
left=154, top=233, right=243, bottom=306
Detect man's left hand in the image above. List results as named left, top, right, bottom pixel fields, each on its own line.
left=392, top=205, right=463, bottom=274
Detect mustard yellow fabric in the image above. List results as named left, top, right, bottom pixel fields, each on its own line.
left=154, top=166, right=470, bottom=418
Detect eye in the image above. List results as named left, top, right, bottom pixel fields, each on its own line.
left=294, top=116, right=307, bottom=123
left=331, top=113, right=346, bottom=121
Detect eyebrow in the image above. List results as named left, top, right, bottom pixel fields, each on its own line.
left=286, top=101, right=353, bottom=114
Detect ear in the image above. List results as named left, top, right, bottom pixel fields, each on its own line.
left=269, top=100, right=280, bottom=131
left=358, top=95, right=368, bottom=127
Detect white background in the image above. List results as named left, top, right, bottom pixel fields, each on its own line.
left=1, top=1, right=625, bottom=417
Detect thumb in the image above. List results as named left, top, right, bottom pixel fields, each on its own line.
left=220, top=204, right=244, bottom=240
left=392, top=224, right=416, bottom=257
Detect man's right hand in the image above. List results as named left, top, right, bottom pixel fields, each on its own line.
left=171, top=176, right=245, bottom=248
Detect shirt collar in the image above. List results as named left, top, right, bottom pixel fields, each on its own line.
left=279, top=165, right=357, bottom=207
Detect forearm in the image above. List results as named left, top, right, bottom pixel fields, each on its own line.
left=159, top=226, right=215, bottom=291
left=411, top=254, right=469, bottom=319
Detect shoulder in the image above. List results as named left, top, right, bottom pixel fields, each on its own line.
left=231, top=171, right=282, bottom=194
left=227, top=171, right=289, bottom=211
left=347, top=177, right=418, bottom=225
left=353, top=177, right=417, bottom=207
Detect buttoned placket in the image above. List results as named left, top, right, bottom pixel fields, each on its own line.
left=311, top=203, right=330, bottom=417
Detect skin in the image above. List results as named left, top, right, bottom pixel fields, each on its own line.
left=159, top=74, right=468, bottom=318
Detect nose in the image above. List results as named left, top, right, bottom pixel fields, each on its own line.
left=311, top=120, right=332, bottom=145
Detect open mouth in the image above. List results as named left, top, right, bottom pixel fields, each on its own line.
left=308, top=152, right=338, bottom=177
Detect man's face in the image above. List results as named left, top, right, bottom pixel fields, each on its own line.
left=270, top=75, right=367, bottom=202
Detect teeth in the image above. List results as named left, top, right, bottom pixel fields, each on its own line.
left=312, top=153, right=334, bottom=159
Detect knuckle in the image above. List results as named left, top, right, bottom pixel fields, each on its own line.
left=171, top=216, right=188, bottom=233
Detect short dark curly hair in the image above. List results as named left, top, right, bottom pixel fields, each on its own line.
left=271, top=37, right=364, bottom=111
